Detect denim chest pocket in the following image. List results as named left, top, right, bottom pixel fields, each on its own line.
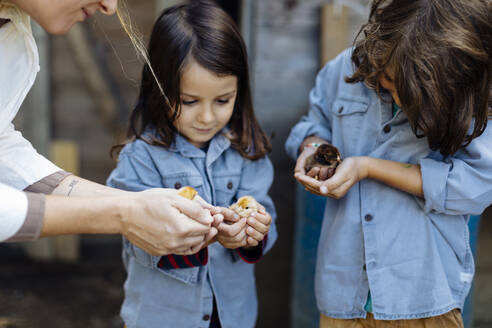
left=162, top=174, right=204, bottom=194
left=214, top=175, right=241, bottom=207
left=152, top=257, right=201, bottom=285
left=331, top=99, right=369, bottom=156
left=124, top=238, right=201, bottom=285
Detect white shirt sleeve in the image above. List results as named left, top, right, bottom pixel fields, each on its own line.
left=0, top=124, right=61, bottom=189
left=0, top=5, right=61, bottom=190
left=0, top=182, right=28, bottom=241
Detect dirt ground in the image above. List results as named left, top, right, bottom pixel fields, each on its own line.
left=0, top=244, right=125, bottom=328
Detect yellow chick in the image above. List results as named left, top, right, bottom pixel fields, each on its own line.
left=229, top=196, right=259, bottom=218
left=177, top=186, right=198, bottom=200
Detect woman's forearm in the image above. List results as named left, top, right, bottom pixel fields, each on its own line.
left=52, top=174, right=129, bottom=197
left=40, top=182, right=216, bottom=256
left=40, top=195, right=123, bottom=237
left=364, top=157, right=423, bottom=197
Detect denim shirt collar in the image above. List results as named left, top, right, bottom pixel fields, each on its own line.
left=169, top=131, right=232, bottom=165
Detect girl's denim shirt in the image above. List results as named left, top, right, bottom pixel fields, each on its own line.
left=285, top=48, right=492, bottom=320
left=107, top=132, right=277, bottom=328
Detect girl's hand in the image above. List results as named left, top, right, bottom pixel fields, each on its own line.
left=245, top=205, right=271, bottom=248
left=214, top=206, right=241, bottom=224
left=296, top=157, right=369, bottom=199
left=216, top=218, right=248, bottom=249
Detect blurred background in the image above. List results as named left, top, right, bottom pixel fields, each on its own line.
left=1, top=0, right=491, bottom=327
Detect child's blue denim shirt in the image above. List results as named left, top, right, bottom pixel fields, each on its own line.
left=285, top=48, right=492, bottom=320
left=107, top=131, right=277, bottom=328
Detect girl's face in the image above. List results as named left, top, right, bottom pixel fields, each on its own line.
left=378, top=67, right=402, bottom=107
left=11, top=0, right=117, bottom=35
left=175, top=60, right=238, bottom=149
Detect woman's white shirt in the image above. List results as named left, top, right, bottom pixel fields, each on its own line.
left=0, top=184, right=28, bottom=241
left=0, top=3, right=61, bottom=241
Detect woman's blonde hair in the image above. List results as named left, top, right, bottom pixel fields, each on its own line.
left=116, top=1, right=171, bottom=107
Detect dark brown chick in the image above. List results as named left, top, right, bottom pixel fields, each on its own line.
left=304, top=144, right=342, bottom=180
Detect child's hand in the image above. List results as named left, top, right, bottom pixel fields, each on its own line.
left=216, top=218, right=248, bottom=249
left=296, top=157, right=369, bottom=199
left=244, top=205, right=271, bottom=248
left=214, top=206, right=241, bottom=224
left=294, top=142, right=318, bottom=177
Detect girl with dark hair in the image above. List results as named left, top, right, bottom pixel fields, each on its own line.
left=107, top=1, right=276, bottom=327
left=286, top=0, right=491, bottom=327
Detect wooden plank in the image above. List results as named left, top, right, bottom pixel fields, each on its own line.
left=65, top=24, right=123, bottom=138
left=320, top=3, right=350, bottom=67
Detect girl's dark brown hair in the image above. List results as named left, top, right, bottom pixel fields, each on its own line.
left=346, top=0, right=492, bottom=157
left=112, top=0, right=271, bottom=160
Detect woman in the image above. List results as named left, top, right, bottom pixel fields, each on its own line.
left=0, top=0, right=216, bottom=256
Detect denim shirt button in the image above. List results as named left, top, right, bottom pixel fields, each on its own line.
left=202, top=314, right=210, bottom=321
left=227, top=182, right=233, bottom=189
left=383, top=124, right=391, bottom=133
left=363, top=264, right=367, bottom=271
left=338, top=106, right=344, bottom=113
left=364, top=214, right=373, bottom=222
left=174, top=182, right=182, bottom=189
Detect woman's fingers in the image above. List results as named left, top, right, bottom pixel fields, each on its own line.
left=194, top=195, right=220, bottom=214
left=202, top=227, right=218, bottom=246
left=172, top=196, right=213, bottom=225
left=173, top=209, right=213, bottom=237
left=212, top=214, right=224, bottom=226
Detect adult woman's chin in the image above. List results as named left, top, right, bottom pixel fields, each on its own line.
left=42, top=20, right=79, bottom=35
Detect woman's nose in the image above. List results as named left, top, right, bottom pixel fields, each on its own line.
left=99, top=0, right=118, bottom=15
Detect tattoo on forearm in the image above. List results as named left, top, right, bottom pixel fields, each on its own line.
left=67, top=180, right=80, bottom=196
left=402, top=164, right=413, bottom=168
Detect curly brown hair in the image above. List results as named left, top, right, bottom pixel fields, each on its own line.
left=112, top=0, right=271, bottom=160
left=346, top=0, right=492, bottom=157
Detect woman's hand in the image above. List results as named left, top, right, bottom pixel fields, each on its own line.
left=119, top=189, right=217, bottom=256
left=295, top=157, right=369, bottom=199
left=244, top=205, right=271, bottom=248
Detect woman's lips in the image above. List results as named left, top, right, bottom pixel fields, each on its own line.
left=82, top=8, right=91, bottom=20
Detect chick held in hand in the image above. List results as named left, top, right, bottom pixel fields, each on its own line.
left=178, top=186, right=224, bottom=229
left=229, top=196, right=259, bottom=218
left=178, top=186, right=198, bottom=200
left=304, top=144, right=342, bottom=180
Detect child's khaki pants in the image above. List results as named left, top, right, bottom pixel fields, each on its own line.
left=320, top=309, right=463, bottom=328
